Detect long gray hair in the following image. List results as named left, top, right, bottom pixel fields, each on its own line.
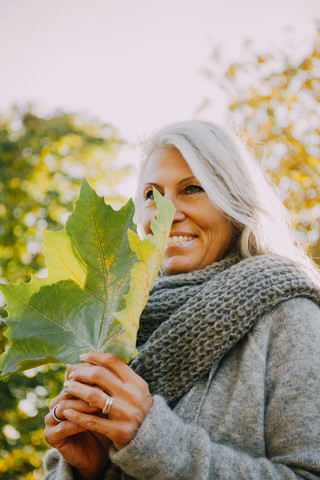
left=135, top=120, right=319, bottom=281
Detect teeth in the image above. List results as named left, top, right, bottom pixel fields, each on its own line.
left=167, top=235, right=195, bottom=245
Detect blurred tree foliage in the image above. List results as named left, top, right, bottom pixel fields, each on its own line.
left=0, top=106, right=130, bottom=479
left=0, top=106, right=129, bottom=284
left=201, top=28, right=320, bottom=263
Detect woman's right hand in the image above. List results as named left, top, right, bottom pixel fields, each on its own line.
left=44, top=374, right=111, bottom=480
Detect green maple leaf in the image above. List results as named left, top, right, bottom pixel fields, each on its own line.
left=0, top=179, right=175, bottom=377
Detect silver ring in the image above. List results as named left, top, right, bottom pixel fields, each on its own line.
left=102, top=395, right=113, bottom=417
left=52, top=404, right=64, bottom=423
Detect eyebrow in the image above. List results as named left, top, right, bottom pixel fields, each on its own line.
left=144, top=176, right=197, bottom=187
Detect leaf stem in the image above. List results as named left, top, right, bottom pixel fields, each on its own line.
left=100, top=326, right=126, bottom=350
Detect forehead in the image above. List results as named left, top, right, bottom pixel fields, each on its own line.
left=143, top=148, right=194, bottom=183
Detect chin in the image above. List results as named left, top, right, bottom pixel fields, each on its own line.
left=161, top=258, right=196, bottom=275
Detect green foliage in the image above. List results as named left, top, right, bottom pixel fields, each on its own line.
left=0, top=105, right=128, bottom=284
left=0, top=106, right=130, bottom=479
left=0, top=363, right=66, bottom=480
left=0, top=308, right=8, bottom=356
left=0, top=181, right=174, bottom=377
left=201, top=28, right=320, bottom=263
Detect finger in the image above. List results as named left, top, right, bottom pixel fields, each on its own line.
left=63, top=409, right=139, bottom=450
left=61, top=380, right=130, bottom=422
left=44, top=418, right=87, bottom=446
left=49, top=389, right=80, bottom=410
left=45, top=408, right=88, bottom=430
left=62, top=380, right=149, bottom=427
left=67, top=364, right=125, bottom=397
left=63, top=409, right=111, bottom=436
left=65, top=364, right=72, bottom=379
left=64, top=364, right=152, bottom=411
left=69, top=358, right=152, bottom=413
left=79, top=352, right=145, bottom=387
left=63, top=379, right=110, bottom=411
left=48, top=399, right=100, bottom=424
left=65, top=362, right=93, bottom=380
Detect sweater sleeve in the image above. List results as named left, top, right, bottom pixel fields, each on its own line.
left=43, top=449, right=77, bottom=480
left=43, top=448, right=123, bottom=480
left=110, top=298, right=320, bottom=480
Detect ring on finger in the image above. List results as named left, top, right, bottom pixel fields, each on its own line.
left=102, top=395, right=113, bottom=417
left=52, top=404, right=64, bottom=423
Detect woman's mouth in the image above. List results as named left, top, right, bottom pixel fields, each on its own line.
left=167, top=235, right=196, bottom=245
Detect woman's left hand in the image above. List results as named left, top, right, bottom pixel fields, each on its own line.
left=61, top=352, right=153, bottom=451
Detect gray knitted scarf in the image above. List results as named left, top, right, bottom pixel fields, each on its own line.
left=130, top=250, right=320, bottom=407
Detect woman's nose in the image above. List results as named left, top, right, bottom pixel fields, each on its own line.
left=172, top=209, right=186, bottom=222
left=164, top=194, right=186, bottom=222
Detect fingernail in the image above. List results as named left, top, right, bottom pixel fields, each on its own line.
left=64, top=380, right=70, bottom=388
left=80, top=353, right=89, bottom=361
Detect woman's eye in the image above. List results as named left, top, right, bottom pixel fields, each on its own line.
left=144, top=189, right=154, bottom=200
left=185, top=184, right=204, bottom=194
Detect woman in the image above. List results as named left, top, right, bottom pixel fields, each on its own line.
left=44, top=120, right=320, bottom=479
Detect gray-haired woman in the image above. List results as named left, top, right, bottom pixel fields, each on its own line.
left=44, top=121, right=320, bottom=480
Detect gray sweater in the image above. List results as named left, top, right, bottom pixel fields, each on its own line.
left=44, top=297, right=320, bottom=479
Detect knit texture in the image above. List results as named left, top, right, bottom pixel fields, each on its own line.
left=131, top=250, right=320, bottom=406
left=44, top=298, right=320, bottom=480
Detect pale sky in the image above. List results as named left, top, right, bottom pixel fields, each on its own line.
left=0, top=0, right=319, bottom=196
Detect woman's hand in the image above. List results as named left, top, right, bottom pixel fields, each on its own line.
left=44, top=391, right=111, bottom=480
left=60, top=352, right=153, bottom=451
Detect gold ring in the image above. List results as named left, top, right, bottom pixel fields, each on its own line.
left=102, top=395, right=113, bottom=416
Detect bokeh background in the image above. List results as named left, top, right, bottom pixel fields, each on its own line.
left=0, top=0, right=319, bottom=477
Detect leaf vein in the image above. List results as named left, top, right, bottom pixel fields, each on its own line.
left=83, top=186, right=110, bottom=346
left=7, top=291, right=94, bottom=349
left=100, top=326, right=126, bottom=350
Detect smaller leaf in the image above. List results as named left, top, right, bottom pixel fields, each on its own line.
left=110, top=189, right=175, bottom=358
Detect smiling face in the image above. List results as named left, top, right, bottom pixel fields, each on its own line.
left=140, top=147, right=234, bottom=275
